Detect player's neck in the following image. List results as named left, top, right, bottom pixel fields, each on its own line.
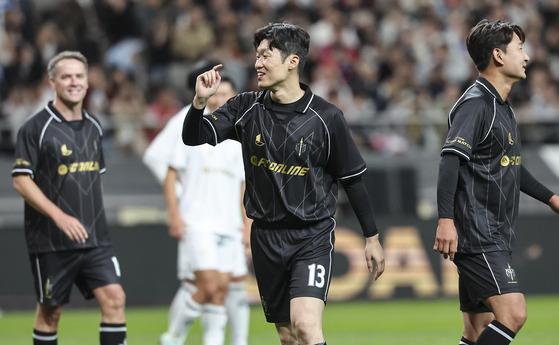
left=269, top=82, right=304, bottom=104
left=480, top=70, right=516, bottom=102
left=53, top=99, right=84, bottom=121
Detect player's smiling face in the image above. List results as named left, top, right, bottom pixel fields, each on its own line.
left=50, top=58, right=89, bottom=106
left=255, top=39, right=290, bottom=90
left=501, top=33, right=530, bottom=81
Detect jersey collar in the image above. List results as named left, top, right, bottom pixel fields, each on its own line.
left=260, top=83, right=314, bottom=114
left=476, top=76, right=507, bottom=105
left=46, top=101, right=87, bottom=122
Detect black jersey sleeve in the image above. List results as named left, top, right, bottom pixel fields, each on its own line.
left=327, top=111, right=366, bottom=179
left=442, top=98, right=489, bottom=160
left=520, top=165, right=555, bottom=204
left=437, top=153, right=460, bottom=219
left=12, top=118, right=40, bottom=177
left=182, top=106, right=216, bottom=145
left=184, top=93, right=251, bottom=145
left=341, top=176, right=378, bottom=237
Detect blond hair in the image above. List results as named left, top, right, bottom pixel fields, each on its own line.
left=47, top=51, right=88, bottom=79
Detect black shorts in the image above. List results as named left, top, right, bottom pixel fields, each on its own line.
left=29, top=246, right=122, bottom=306
left=454, top=251, right=523, bottom=313
left=250, top=218, right=336, bottom=323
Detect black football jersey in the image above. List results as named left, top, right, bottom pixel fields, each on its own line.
left=442, top=77, right=522, bottom=254
left=12, top=102, right=111, bottom=253
left=200, top=84, right=367, bottom=225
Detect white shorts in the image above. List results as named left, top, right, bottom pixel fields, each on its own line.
left=177, top=228, right=247, bottom=281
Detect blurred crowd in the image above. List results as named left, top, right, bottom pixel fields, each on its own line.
left=1, top=0, right=559, bottom=156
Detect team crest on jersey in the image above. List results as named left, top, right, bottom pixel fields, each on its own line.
left=505, top=263, right=516, bottom=283
left=255, top=134, right=265, bottom=147
left=295, top=137, right=307, bottom=156
left=501, top=155, right=510, bottom=167
left=61, top=144, right=72, bottom=156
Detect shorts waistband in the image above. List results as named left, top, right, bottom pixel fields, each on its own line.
left=253, top=218, right=327, bottom=230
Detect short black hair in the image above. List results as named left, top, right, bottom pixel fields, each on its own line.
left=466, top=19, right=525, bottom=72
left=253, top=22, right=310, bottom=74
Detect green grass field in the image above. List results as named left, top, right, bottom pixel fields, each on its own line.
left=1, top=295, right=558, bottom=344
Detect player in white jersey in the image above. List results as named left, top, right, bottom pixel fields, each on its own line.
left=143, top=72, right=251, bottom=345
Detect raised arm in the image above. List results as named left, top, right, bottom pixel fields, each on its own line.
left=193, top=64, right=223, bottom=110
left=182, top=65, right=223, bottom=146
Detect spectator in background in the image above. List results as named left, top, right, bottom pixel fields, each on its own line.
left=84, top=64, right=111, bottom=118
left=108, top=69, right=148, bottom=156
left=144, top=13, right=174, bottom=85
left=2, top=0, right=559, bottom=156
left=144, top=84, right=181, bottom=142
left=171, top=4, right=215, bottom=62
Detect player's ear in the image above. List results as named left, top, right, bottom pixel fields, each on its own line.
left=287, top=54, right=300, bottom=71
left=492, top=48, right=505, bottom=67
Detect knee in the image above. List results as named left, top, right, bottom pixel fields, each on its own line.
left=292, top=317, right=321, bottom=344
left=110, top=290, right=126, bottom=311
left=99, top=287, right=126, bottom=313
left=39, top=306, right=63, bottom=328
left=506, top=309, right=527, bottom=332
left=199, top=281, right=220, bottom=299
left=199, top=280, right=229, bottom=303
left=277, top=327, right=297, bottom=345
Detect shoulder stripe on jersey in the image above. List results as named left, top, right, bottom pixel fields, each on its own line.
left=309, top=107, right=331, bottom=160
left=448, top=81, right=496, bottom=146
left=476, top=80, right=497, bottom=98
left=441, top=147, right=470, bottom=161
left=45, top=105, right=63, bottom=123
left=39, top=116, right=55, bottom=150
left=447, top=83, right=476, bottom=126
left=202, top=117, right=219, bottom=145
left=235, top=102, right=259, bottom=127
left=84, top=111, right=103, bottom=136
left=474, top=81, right=497, bottom=143
left=302, top=93, right=314, bottom=113
left=234, top=101, right=260, bottom=141
left=480, top=98, right=496, bottom=143
left=339, top=167, right=367, bottom=180
left=509, top=106, right=517, bottom=118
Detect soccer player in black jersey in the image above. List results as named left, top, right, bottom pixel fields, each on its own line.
left=12, top=51, right=126, bottom=345
left=434, top=20, right=559, bottom=345
left=182, top=23, right=385, bottom=345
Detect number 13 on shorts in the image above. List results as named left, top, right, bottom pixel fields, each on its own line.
left=308, top=263, right=326, bottom=288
